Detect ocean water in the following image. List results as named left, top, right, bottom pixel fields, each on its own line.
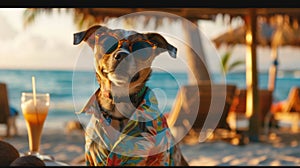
left=0, top=69, right=299, bottom=123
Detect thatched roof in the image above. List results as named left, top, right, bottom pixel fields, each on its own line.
left=24, top=8, right=300, bottom=29
left=73, top=8, right=300, bottom=20
left=213, top=17, right=300, bottom=48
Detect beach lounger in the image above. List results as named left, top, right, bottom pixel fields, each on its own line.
left=270, top=87, right=300, bottom=132
left=167, top=82, right=236, bottom=142
left=229, top=89, right=273, bottom=135
left=0, top=83, right=11, bottom=137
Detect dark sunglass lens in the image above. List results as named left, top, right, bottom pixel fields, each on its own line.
left=132, top=41, right=152, bottom=51
left=132, top=41, right=152, bottom=60
left=99, top=35, right=119, bottom=54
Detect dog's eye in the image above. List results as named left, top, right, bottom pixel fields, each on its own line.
left=99, top=35, right=119, bottom=54
left=132, top=41, right=153, bottom=60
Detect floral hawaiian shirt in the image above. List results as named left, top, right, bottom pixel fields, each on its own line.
left=77, top=87, right=183, bottom=166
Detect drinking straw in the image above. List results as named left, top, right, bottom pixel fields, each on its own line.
left=32, top=76, right=37, bottom=107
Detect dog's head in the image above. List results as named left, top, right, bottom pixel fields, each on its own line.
left=74, top=25, right=176, bottom=92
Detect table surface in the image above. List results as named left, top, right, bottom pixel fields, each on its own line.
left=19, top=152, right=69, bottom=166
left=44, top=160, right=69, bottom=166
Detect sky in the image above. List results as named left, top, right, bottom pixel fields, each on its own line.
left=0, top=8, right=299, bottom=72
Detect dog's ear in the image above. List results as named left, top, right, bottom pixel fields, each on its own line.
left=146, top=33, right=177, bottom=58
left=73, top=25, right=102, bottom=48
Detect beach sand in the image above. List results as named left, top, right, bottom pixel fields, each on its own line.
left=1, top=118, right=300, bottom=166
left=180, top=129, right=300, bottom=166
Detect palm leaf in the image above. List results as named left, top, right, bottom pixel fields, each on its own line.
left=227, top=60, right=245, bottom=72
left=221, top=51, right=231, bottom=73
left=23, top=8, right=55, bottom=28
left=220, top=45, right=245, bottom=74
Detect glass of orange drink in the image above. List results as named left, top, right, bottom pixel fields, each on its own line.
left=21, top=92, right=50, bottom=157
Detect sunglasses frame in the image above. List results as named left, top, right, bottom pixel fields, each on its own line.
left=95, top=32, right=157, bottom=54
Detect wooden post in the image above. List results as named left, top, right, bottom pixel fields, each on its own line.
left=268, top=46, right=278, bottom=91
left=245, top=9, right=260, bottom=142
left=182, top=20, right=210, bottom=84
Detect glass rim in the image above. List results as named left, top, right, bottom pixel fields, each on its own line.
left=21, top=92, right=50, bottom=97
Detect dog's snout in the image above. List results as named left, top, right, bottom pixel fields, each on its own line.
left=114, top=52, right=129, bottom=60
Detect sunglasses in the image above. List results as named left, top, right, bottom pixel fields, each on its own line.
left=96, top=34, right=157, bottom=60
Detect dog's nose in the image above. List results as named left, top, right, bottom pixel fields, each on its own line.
left=114, top=52, right=129, bottom=61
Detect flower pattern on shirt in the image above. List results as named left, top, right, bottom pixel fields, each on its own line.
left=77, top=87, right=183, bottom=166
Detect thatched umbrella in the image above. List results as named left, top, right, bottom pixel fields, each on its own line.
left=213, top=22, right=274, bottom=48
left=214, top=18, right=300, bottom=47
left=213, top=15, right=300, bottom=92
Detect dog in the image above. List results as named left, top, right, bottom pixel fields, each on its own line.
left=73, top=25, right=188, bottom=166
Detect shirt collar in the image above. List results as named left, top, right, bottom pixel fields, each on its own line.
left=76, top=87, right=161, bottom=122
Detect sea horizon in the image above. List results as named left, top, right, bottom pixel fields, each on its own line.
left=1, top=68, right=299, bottom=128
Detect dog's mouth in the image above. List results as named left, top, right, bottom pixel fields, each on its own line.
left=101, top=69, right=139, bottom=83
